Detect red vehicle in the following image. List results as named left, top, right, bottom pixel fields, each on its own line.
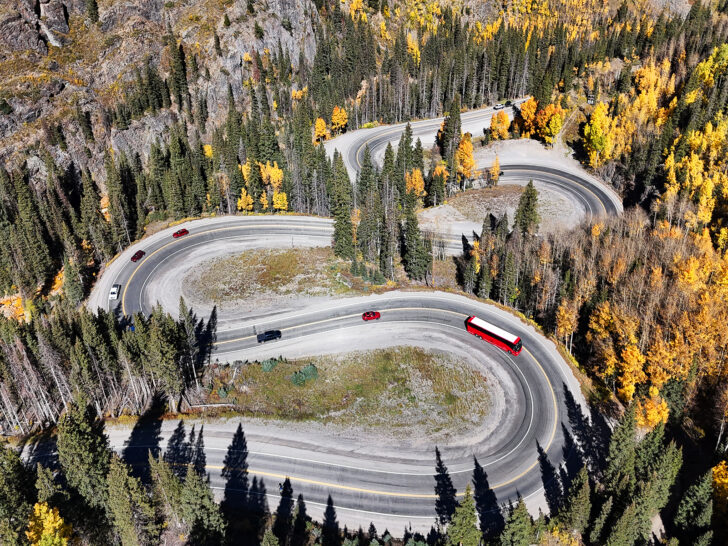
left=130, top=250, right=146, bottom=262
left=362, top=311, right=381, bottom=321
left=465, top=315, right=522, bottom=355
left=173, top=228, right=189, bottom=238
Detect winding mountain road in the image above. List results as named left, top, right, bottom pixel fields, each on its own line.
left=83, top=105, right=622, bottom=532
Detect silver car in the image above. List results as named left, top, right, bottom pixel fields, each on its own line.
left=109, top=284, right=121, bottom=300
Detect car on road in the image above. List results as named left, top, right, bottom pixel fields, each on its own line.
left=362, top=311, right=381, bottom=321
left=493, top=103, right=505, bottom=110
left=173, top=228, right=189, bottom=238
left=109, top=284, right=121, bottom=300
left=131, top=250, right=146, bottom=262
left=257, top=329, right=282, bottom=343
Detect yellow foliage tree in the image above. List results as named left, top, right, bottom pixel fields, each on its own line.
left=490, top=110, right=510, bottom=140
left=489, top=154, right=500, bottom=186
left=636, top=387, right=670, bottom=428
left=314, top=117, right=327, bottom=143
left=272, top=191, right=288, bottom=212
left=555, top=301, right=578, bottom=353
left=259, top=161, right=284, bottom=191
left=535, top=103, right=565, bottom=145
left=455, top=132, right=476, bottom=180
left=519, top=97, right=538, bottom=138
left=202, top=144, right=213, bottom=158
left=26, top=502, right=72, bottom=546
left=714, top=461, right=728, bottom=516
left=583, top=102, right=613, bottom=167
left=407, top=34, right=421, bottom=66
left=260, top=191, right=269, bottom=210
left=331, top=106, right=348, bottom=135
left=405, top=168, right=426, bottom=200
left=237, top=187, right=254, bottom=212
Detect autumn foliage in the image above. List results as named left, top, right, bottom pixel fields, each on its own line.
left=490, top=111, right=510, bottom=140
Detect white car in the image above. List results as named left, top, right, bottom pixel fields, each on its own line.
left=493, top=103, right=505, bottom=110
left=109, top=284, right=121, bottom=300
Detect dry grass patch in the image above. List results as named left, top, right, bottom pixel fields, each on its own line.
left=187, top=247, right=351, bottom=304
left=447, top=185, right=524, bottom=223
left=204, top=347, right=490, bottom=438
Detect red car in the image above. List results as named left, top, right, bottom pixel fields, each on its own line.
left=130, top=250, right=145, bottom=262
left=173, top=228, right=189, bottom=238
left=362, top=311, right=381, bottom=321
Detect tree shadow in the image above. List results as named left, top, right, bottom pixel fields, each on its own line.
left=434, top=447, right=457, bottom=525
left=196, top=306, right=217, bottom=369
left=322, top=495, right=341, bottom=546
left=291, top=494, right=310, bottom=546
left=192, top=424, right=206, bottom=476
left=461, top=233, right=472, bottom=254
left=273, top=477, right=294, bottom=544
left=563, top=384, right=610, bottom=472
left=559, top=422, right=584, bottom=494
left=221, top=423, right=249, bottom=513
left=537, top=441, right=563, bottom=514
left=122, top=392, right=165, bottom=482
left=163, top=420, right=192, bottom=480
left=248, top=476, right=268, bottom=542
left=22, top=428, right=59, bottom=470
left=472, top=456, right=505, bottom=539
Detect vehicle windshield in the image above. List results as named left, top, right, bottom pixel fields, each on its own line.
left=515, top=341, right=522, bottom=352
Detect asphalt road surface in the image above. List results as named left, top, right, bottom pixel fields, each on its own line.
left=80, top=104, right=623, bottom=532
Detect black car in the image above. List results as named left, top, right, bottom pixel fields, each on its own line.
left=257, top=329, right=282, bottom=343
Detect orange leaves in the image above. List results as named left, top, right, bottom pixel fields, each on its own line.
left=314, top=117, right=327, bottom=143
left=455, top=132, right=476, bottom=180
left=490, top=111, right=510, bottom=140
left=534, top=103, right=565, bottom=145
left=714, top=461, right=728, bottom=516
left=405, top=168, right=426, bottom=199
left=636, top=388, right=670, bottom=428
left=617, top=344, right=647, bottom=402
left=519, top=97, right=538, bottom=138
left=331, top=106, right=348, bottom=135
left=291, top=86, right=308, bottom=101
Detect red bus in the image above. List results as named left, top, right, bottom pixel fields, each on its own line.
left=466, top=316, right=522, bottom=355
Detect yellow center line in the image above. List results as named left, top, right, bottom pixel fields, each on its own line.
left=211, top=313, right=559, bottom=497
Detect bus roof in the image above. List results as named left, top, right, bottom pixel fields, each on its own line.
left=468, top=316, right=520, bottom=344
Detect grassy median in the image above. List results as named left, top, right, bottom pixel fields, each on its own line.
left=204, top=347, right=490, bottom=435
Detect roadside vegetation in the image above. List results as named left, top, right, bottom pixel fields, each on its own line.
left=203, top=347, right=490, bottom=438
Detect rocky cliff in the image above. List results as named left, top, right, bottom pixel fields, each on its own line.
left=0, top=0, right=317, bottom=187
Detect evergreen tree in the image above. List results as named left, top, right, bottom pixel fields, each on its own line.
left=499, top=498, right=533, bottom=546
left=513, top=180, right=540, bottom=235
left=148, top=454, right=183, bottom=528
left=558, top=466, right=591, bottom=534
left=674, top=470, right=714, bottom=543
left=57, top=398, right=111, bottom=511
left=402, top=204, right=431, bottom=281
left=446, top=484, right=481, bottom=546
left=476, top=259, right=492, bottom=299
left=107, top=454, right=159, bottom=546
left=0, top=444, right=34, bottom=545
left=262, top=529, right=280, bottom=546
left=86, top=0, right=99, bottom=23
left=180, top=465, right=226, bottom=544
left=331, top=152, right=354, bottom=259
left=604, top=405, right=636, bottom=496
left=589, top=495, right=613, bottom=544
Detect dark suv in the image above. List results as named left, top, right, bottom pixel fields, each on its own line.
left=257, top=330, right=282, bottom=343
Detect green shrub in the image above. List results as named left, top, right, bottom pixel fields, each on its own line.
left=291, top=363, right=318, bottom=386
left=261, top=358, right=278, bottom=372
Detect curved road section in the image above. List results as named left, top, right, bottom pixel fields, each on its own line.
left=89, top=216, right=588, bottom=532
left=85, top=104, right=621, bottom=531
left=324, top=103, right=622, bottom=217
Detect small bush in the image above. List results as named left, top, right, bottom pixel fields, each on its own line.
left=254, top=21, right=264, bottom=39
left=261, top=358, right=278, bottom=372
left=291, top=363, right=318, bottom=386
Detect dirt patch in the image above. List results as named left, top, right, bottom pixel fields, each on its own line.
left=448, top=185, right=524, bottom=223
left=184, top=247, right=351, bottom=308
left=203, top=347, right=490, bottom=442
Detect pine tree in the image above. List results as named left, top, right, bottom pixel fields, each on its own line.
left=262, top=529, right=280, bottom=546
left=604, top=405, right=636, bottom=496
left=107, top=454, right=160, bottom=546
left=56, top=398, right=111, bottom=511
left=674, top=470, right=713, bottom=543
left=402, top=204, right=431, bottom=281
left=499, top=498, right=533, bottom=546
left=476, top=258, right=492, bottom=299
left=589, top=496, right=613, bottom=544
left=148, top=453, right=183, bottom=528
left=86, top=0, right=99, bottom=23
left=331, top=152, right=354, bottom=259
left=0, top=444, right=34, bottom=545
left=446, top=484, right=481, bottom=546
left=513, top=180, right=540, bottom=235
left=180, top=465, right=226, bottom=544
left=558, top=466, right=591, bottom=534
